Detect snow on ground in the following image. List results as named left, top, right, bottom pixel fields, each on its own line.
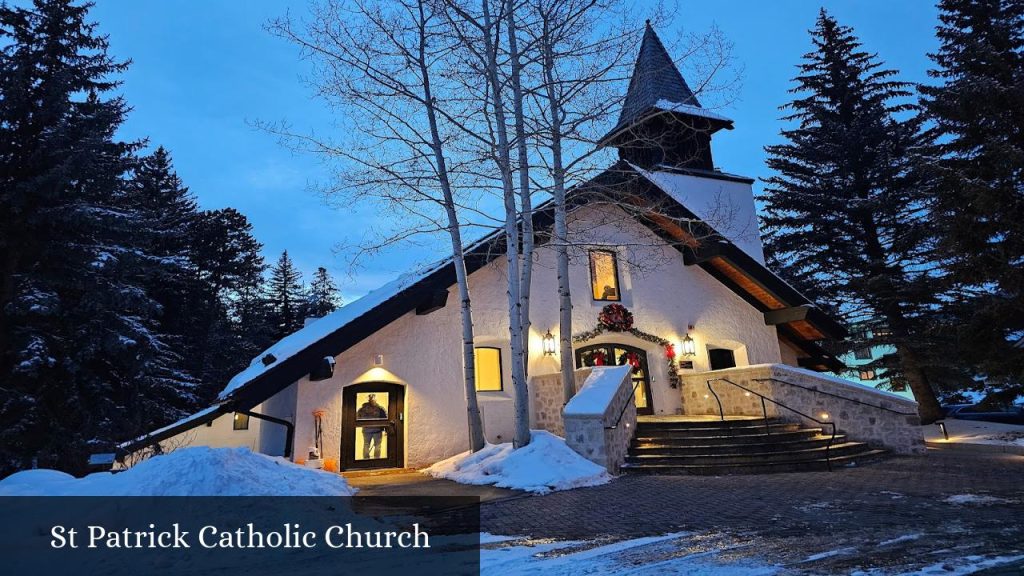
left=482, top=533, right=778, bottom=575
left=0, top=447, right=356, bottom=496
left=424, top=430, right=611, bottom=494
left=563, top=365, right=632, bottom=416
left=878, top=533, right=922, bottom=546
left=851, top=554, right=1024, bottom=576
left=942, top=493, right=1013, bottom=506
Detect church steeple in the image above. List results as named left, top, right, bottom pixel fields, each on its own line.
left=599, top=22, right=733, bottom=171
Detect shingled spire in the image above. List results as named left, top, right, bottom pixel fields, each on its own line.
left=617, top=22, right=701, bottom=128
left=599, top=22, right=733, bottom=171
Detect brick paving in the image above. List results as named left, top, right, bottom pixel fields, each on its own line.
left=480, top=450, right=1024, bottom=574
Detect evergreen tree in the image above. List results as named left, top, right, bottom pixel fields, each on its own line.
left=0, top=0, right=191, bottom=473
left=190, top=208, right=271, bottom=389
left=760, top=10, right=946, bottom=423
left=306, top=266, right=341, bottom=318
left=266, top=251, right=305, bottom=339
left=920, top=0, right=1024, bottom=396
left=126, top=146, right=202, bottom=396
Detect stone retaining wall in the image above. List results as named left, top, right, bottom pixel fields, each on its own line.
left=680, top=364, right=925, bottom=455
left=530, top=368, right=591, bottom=437
left=563, top=368, right=637, bottom=474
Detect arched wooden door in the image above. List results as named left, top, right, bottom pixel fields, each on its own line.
left=575, top=343, right=654, bottom=415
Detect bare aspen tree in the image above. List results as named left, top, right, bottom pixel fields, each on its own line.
left=444, top=0, right=532, bottom=448
left=262, top=0, right=486, bottom=452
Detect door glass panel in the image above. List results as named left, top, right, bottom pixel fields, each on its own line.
left=631, top=378, right=649, bottom=408
left=354, top=426, right=388, bottom=461
left=356, top=392, right=389, bottom=420
left=354, top=391, right=389, bottom=461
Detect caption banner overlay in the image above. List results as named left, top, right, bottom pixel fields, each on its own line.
left=0, top=497, right=480, bottom=575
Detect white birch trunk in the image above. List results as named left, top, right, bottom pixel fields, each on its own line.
left=539, top=18, right=577, bottom=404
left=506, top=4, right=534, bottom=370
left=416, top=0, right=485, bottom=452
left=482, top=0, right=531, bottom=448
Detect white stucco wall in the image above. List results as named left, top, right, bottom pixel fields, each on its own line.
left=266, top=200, right=782, bottom=470
left=120, top=406, right=265, bottom=468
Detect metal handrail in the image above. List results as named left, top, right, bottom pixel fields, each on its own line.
left=606, top=380, right=641, bottom=430
left=707, top=377, right=838, bottom=471
left=750, top=377, right=917, bottom=416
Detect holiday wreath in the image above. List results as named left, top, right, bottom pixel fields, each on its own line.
left=574, top=304, right=682, bottom=388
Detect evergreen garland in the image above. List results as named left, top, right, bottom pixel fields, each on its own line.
left=573, top=305, right=682, bottom=388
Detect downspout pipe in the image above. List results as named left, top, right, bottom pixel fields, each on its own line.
left=236, top=409, right=295, bottom=459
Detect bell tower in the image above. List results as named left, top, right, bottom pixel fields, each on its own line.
left=598, top=23, right=733, bottom=171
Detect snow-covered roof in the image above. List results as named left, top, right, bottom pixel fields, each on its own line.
left=219, top=261, right=447, bottom=399
left=118, top=404, right=224, bottom=449
left=627, top=161, right=765, bottom=264
left=653, top=99, right=733, bottom=124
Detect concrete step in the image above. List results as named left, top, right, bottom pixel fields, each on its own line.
left=620, top=449, right=889, bottom=475
left=633, top=422, right=805, bottom=438
left=632, top=427, right=824, bottom=445
left=630, top=434, right=846, bottom=456
left=625, top=441, right=871, bottom=466
left=636, top=417, right=785, bottom=430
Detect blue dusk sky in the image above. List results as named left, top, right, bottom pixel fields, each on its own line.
left=78, top=1, right=939, bottom=302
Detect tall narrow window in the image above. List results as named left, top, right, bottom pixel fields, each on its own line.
left=474, top=347, right=503, bottom=392
left=233, top=413, right=250, bottom=431
left=589, top=250, right=620, bottom=301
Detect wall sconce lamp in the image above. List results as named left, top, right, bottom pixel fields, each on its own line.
left=542, top=330, right=556, bottom=356
left=681, top=331, right=696, bottom=357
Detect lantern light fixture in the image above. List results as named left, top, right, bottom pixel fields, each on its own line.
left=681, top=332, right=696, bottom=357
left=542, top=330, right=557, bottom=356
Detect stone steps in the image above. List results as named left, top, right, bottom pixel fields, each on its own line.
left=630, top=434, right=847, bottom=455
left=623, top=417, right=886, bottom=475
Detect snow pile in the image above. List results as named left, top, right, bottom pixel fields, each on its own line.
left=424, top=430, right=610, bottom=494
left=564, top=365, right=632, bottom=416
left=0, top=447, right=356, bottom=496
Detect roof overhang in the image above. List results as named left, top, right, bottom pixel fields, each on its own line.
left=597, top=106, right=734, bottom=150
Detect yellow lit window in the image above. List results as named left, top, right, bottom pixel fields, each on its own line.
left=589, top=250, right=620, bottom=301
left=233, top=413, right=250, bottom=430
left=474, top=347, right=503, bottom=392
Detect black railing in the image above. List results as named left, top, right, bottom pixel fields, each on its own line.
left=606, top=380, right=641, bottom=430
left=707, top=377, right=838, bottom=471
left=750, top=377, right=917, bottom=416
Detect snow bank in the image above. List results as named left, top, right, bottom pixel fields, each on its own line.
left=424, top=430, right=611, bottom=494
left=564, top=365, right=632, bottom=416
left=0, top=447, right=356, bottom=496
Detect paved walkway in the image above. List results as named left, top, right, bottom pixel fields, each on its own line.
left=480, top=450, right=1024, bottom=574
left=345, top=470, right=520, bottom=502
